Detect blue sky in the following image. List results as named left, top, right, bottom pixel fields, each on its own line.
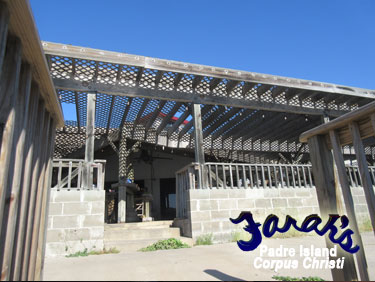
left=31, top=0, right=374, bottom=91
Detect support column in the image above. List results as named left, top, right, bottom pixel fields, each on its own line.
left=308, top=135, right=358, bottom=281
left=118, top=126, right=128, bottom=223
left=83, top=92, right=96, bottom=189
left=192, top=104, right=206, bottom=188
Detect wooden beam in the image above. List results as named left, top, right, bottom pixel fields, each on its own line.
left=211, top=109, right=248, bottom=140
left=131, top=98, right=149, bottom=138
left=74, top=92, right=81, bottom=132
left=242, top=82, right=256, bottom=96
left=173, top=73, right=184, bottom=88
left=226, top=80, right=240, bottom=94
left=144, top=100, right=166, bottom=135
left=329, top=129, right=369, bottom=281
left=106, top=95, right=116, bottom=134
left=307, top=134, right=358, bottom=281
left=192, top=75, right=203, bottom=89
left=154, top=70, right=164, bottom=86
left=203, top=107, right=241, bottom=139
left=167, top=107, right=190, bottom=138
left=300, top=101, right=375, bottom=143
left=350, top=121, right=375, bottom=233
left=119, top=97, right=133, bottom=131
left=43, top=41, right=375, bottom=99
left=52, top=78, right=349, bottom=117
left=155, top=102, right=182, bottom=136
left=209, top=78, right=222, bottom=91
left=178, top=119, right=193, bottom=139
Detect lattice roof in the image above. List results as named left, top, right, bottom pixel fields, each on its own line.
left=43, top=42, right=375, bottom=161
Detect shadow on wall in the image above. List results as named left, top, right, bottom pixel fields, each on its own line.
left=204, top=269, right=246, bottom=281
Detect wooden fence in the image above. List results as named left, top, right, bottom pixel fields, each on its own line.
left=51, top=159, right=106, bottom=190
left=300, top=101, right=375, bottom=281
left=0, top=0, right=63, bottom=281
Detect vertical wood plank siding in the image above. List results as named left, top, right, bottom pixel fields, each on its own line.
left=0, top=1, right=63, bottom=280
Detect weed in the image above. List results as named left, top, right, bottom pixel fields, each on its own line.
left=194, top=233, right=213, bottom=246
left=273, top=275, right=324, bottom=281
left=139, top=238, right=191, bottom=252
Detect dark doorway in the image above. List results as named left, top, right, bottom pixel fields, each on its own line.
left=160, top=178, right=176, bottom=220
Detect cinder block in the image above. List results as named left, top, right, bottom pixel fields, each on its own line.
left=191, top=211, right=210, bottom=222
left=64, top=228, right=91, bottom=241
left=287, top=198, right=303, bottom=207
left=45, top=242, right=67, bottom=258
left=295, top=188, right=311, bottom=197
left=90, top=227, right=105, bottom=239
left=210, top=200, right=219, bottom=211
left=54, top=191, right=81, bottom=203
left=351, top=187, right=364, bottom=196
left=198, top=200, right=211, bottom=211
left=49, top=203, right=63, bottom=216
left=53, top=215, right=80, bottom=229
left=189, top=189, right=210, bottom=200
left=228, top=189, right=247, bottom=199
left=189, top=200, right=199, bottom=212
left=255, top=199, right=272, bottom=208
left=46, top=229, right=65, bottom=243
left=272, top=198, right=287, bottom=208
left=192, top=222, right=202, bottom=233
left=237, top=199, right=255, bottom=209
left=264, top=189, right=280, bottom=198
left=82, top=190, right=105, bottom=202
left=211, top=210, right=230, bottom=220
left=355, top=205, right=369, bottom=214
left=302, top=197, right=318, bottom=207
left=63, top=202, right=91, bottom=215
left=91, top=201, right=105, bottom=214
left=209, top=190, right=229, bottom=199
left=279, top=188, right=296, bottom=197
left=245, top=189, right=264, bottom=199
left=82, top=215, right=104, bottom=227
left=218, top=199, right=237, bottom=210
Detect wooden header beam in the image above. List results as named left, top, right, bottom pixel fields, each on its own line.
left=43, top=41, right=374, bottom=99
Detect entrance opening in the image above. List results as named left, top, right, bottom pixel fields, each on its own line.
left=160, top=178, right=176, bottom=220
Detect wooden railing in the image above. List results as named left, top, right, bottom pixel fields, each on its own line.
left=299, top=101, right=375, bottom=281
left=176, top=162, right=375, bottom=191
left=52, top=159, right=106, bottom=190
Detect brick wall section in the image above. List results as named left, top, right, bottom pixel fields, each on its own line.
left=46, top=190, right=105, bottom=257
left=188, top=186, right=371, bottom=243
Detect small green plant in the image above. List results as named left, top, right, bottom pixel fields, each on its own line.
left=66, top=247, right=120, bottom=258
left=273, top=275, right=324, bottom=281
left=194, top=233, right=213, bottom=246
left=66, top=248, right=89, bottom=258
left=139, top=238, right=190, bottom=252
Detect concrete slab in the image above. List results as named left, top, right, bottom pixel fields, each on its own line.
left=43, top=232, right=375, bottom=281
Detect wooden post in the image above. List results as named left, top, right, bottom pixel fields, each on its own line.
left=0, top=1, right=9, bottom=80
left=118, top=126, right=128, bottom=223
left=11, top=90, right=40, bottom=281
left=0, top=37, right=22, bottom=247
left=192, top=104, right=206, bottom=188
left=35, top=120, right=56, bottom=281
left=0, top=63, right=32, bottom=281
left=350, top=121, right=375, bottom=233
left=21, top=104, right=45, bottom=281
left=83, top=92, right=96, bottom=189
left=329, top=130, right=369, bottom=281
left=308, top=135, right=358, bottom=281
left=27, top=114, right=51, bottom=281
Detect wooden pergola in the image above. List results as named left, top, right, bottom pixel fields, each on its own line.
left=43, top=42, right=375, bottom=164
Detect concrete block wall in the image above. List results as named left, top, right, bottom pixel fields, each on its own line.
left=46, top=190, right=105, bottom=257
left=188, top=186, right=371, bottom=243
